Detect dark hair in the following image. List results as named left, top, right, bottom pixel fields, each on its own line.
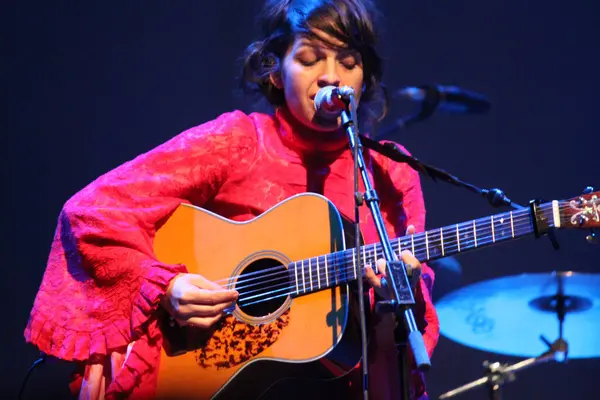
left=240, top=0, right=388, bottom=129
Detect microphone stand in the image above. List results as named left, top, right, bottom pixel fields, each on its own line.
left=343, top=94, right=431, bottom=400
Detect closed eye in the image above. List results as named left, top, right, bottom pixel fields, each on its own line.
left=339, top=51, right=362, bottom=70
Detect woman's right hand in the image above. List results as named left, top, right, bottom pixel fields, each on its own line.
left=162, top=273, right=239, bottom=329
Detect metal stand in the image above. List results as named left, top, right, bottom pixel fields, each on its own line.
left=342, top=93, right=431, bottom=400
left=438, top=339, right=568, bottom=400
left=439, top=272, right=573, bottom=400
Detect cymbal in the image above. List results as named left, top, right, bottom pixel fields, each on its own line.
left=435, top=271, right=600, bottom=358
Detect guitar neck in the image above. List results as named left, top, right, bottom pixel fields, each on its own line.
left=289, top=200, right=560, bottom=296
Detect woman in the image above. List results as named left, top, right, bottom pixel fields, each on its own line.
left=24, top=0, right=439, bottom=398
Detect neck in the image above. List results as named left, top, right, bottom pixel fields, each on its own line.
left=287, top=205, right=549, bottom=297
left=275, top=106, right=349, bottom=158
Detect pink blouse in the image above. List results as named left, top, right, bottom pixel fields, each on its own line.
left=25, top=106, right=439, bottom=399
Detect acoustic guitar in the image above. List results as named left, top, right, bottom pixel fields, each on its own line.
left=154, top=191, right=599, bottom=399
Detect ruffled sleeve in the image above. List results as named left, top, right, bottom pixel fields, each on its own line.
left=24, top=110, right=258, bottom=362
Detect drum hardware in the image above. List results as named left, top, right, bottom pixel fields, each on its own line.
left=435, top=271, right=599, bottom=399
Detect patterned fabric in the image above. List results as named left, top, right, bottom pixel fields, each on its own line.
left=24, top=106, right=439, bottom=399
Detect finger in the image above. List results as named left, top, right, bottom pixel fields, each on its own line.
left=186, top=274, right=227, bottom=291
left=400, top=250, right=422, bottom=282
left=175, top=301, right=235, bottom=319
left=365, top=264, right=393, bottom=300
left=180, top=288, right=239, bottom=305
left=406, top=224, right=416, bottom=235
left=400, top=250, right=421, bottom=270
left=375, top=258, right=387, bottom=277
left=364, top=265, right=381, bottom=288
left=181, top=314, right=223, bottom=329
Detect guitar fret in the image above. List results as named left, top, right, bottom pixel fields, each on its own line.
left=308, top=258, right=313, bottom=291
left=316, top=256, right=321, bottom=289
left=333, top=254, right=339, bottom=286
left=286, top=199, right=557, bottom=295
left=351, top=249, right=357, bottom=280
left=294, top=262, right=299, bottom=295
left=510, top=211, right=515, bottom=238
left=301, top=259, right=306, bottom=293
left=352, top=247, right=357, bottom=279
left=325, top=255, right=330, bottom=287
left=370, top=246, right=375, bottom=270
left=373, top=245, right=378, bottom=274
left=362, top=246, right=367, bottom=272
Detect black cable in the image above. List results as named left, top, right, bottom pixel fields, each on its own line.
left=360, top=134, right=525, bottom=209
left=18, top=353, right=46, bottom=400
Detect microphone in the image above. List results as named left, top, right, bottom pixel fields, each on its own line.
left=398, top=85, right=490, bottom=114
left=314, top=86, right=355, bottom=118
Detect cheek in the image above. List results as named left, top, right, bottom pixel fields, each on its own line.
left=283, top=69, right=312, bottom=108
left=347, top=72, right=365, bottom=105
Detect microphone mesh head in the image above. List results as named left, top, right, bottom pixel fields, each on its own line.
left=314, top=87, right=332, bottom=110
left=314, top=86, right=341, bottom=118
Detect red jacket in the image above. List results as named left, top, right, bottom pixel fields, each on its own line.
left=25, top=107, right=439, bottom=399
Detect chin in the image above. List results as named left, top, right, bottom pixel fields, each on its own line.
left=311, top=114, right=342, bottom=132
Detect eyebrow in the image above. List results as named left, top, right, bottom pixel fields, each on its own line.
left=295, top=41, right=355, bottom=55
left=296, top=34, right=349, bottom=49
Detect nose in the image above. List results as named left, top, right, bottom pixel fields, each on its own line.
left=317, top=58, right=341, bottom=88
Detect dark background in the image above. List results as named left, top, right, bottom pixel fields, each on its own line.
left=4, top=1, right=599, bottom=399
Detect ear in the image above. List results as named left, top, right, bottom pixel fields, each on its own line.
left=269, top=71, right=283, bottom=89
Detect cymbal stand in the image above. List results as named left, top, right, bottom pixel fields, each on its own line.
left=439, top=272, right=572, bottom=400
left=438, top=337, right=567, bottom=400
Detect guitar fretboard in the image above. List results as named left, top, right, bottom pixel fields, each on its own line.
left=288, top=201, right=558, bottom=296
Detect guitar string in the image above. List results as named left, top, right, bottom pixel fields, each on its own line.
left=224, top=214, right=547, bottom=296
left=232, top=218, right=539, bottom=303
left=213, top=201, right=570, bottom=289
left=231, top=218, right=535, bottom=295
left=235, top=215, right=587, bottom=306
left=237, top=201, right=583, bottom=303
left=205, top=203, right=577, bottom=300
left=236, top=219, right=537, bottom=303
left=238, top=224, right=580, bottom=305
left=238, top=212, right=558, bottom=307
left=221, top=208, right=545, bottom=292
left=216, top=211, right=536, bottom=290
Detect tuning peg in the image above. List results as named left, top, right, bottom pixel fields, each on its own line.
left=580, top=186, right=598, bottom=243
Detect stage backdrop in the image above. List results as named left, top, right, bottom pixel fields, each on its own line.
left=4, top=1, right=598, bottom=399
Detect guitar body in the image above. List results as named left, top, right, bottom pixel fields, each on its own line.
left=154, top=193, right=360, bottom=399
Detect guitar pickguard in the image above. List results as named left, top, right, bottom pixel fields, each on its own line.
left=194, top=311, right=291, bottom=370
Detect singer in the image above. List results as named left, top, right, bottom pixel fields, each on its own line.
left=24, top=1, right=439, bottom=399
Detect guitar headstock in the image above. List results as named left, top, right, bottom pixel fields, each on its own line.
left=560, top=189, right=600, bottom=229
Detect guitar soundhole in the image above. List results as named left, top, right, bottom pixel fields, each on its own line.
left=236, top=258, right=289, bottom=318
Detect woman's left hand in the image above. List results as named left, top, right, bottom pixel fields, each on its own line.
left=364, top=224, right=422, bottom=300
